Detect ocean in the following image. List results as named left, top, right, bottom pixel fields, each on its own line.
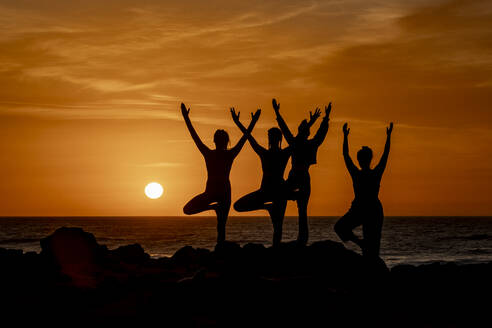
left=0, top=216, right=491, bottom=267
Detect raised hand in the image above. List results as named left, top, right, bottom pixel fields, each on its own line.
left=251, top=109, right=261, bottom=122
left=230, top=107, right=240, bottom=123
left=181, top=102, right=190, bottom=117
left=272, top=98, right=280, bottom=113
left=309, top=108, right=321, bottom=122
left=343, top=122, right=350, bottom=136
left=325, top=102, right=332, bottom=118
left=386, top=122, right=393, bottom=136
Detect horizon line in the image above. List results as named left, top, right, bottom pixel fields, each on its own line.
left=0, top=215, right=491, bottom=218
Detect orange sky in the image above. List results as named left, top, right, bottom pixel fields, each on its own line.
left=0, top=0, right=491, bottom=216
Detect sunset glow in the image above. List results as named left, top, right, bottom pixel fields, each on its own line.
left=0, top=0, right=490, bottom=216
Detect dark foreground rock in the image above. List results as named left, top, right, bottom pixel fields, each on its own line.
left=0, top=227, right=490, bottom=327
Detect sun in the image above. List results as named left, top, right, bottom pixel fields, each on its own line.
left=145, top=182, right=163, bottom=199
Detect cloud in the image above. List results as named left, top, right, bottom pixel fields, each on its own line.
left=0, top=0, right=490, bottom=129
left=0, top=0, right=491, bottom=216
left=309, top=0, right=492, bottom=128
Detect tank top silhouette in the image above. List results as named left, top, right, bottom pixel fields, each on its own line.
left=257, top=147, right=291, bottom=189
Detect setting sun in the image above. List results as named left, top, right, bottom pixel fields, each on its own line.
left=145, top=182, right=163, bottom=199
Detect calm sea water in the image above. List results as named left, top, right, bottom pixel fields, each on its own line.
left=0, top=216, right=491, bottom=267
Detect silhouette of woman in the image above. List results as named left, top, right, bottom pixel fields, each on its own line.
left=181, top=103, right=260, bottom=243
left=231, top=108, right=291, bottom=246
left=272, top=98, right=332, bottom=245
left=334, top=122, right=393, bottom=258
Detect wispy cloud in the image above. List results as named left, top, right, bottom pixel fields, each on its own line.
left=0, top=0, right=490, bottom=130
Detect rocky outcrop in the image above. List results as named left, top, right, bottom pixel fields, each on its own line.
left=0, top=227, right=489, bottom=327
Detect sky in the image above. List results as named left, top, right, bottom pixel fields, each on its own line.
left=0, top=0, right=491, bottom=216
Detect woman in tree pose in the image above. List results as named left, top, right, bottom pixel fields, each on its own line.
left=272, top=98, right=332, bottom=245
left=334, top=122, right=393, bottom=258
left=181, top=103, right=259, bottom=243
left=231, top=108, right=291, bottom=246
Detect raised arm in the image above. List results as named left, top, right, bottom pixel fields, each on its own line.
left=374, top=122, right=393, bottom=175
left=181, top=103, right=209, bottom=155
left=343, top=123, right=358, bottom=176
left=230, top=108, right=260, bottom=158
left=311, top=103, right=332, bottom=147
left=272, top=98, right=295, bottom=145
left=307, top=107, right=321, bottom=128
left=231, top=108, right=266, bottom=156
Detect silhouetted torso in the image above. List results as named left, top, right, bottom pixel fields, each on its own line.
left=350, top=168, right=383, bottom=205
left=203, top=149, right=235, bottom=194
left=290, top=138, right=320, bottom=172
left=258, top=147, right=291, bottom=190
left=277, top=115, right=329, bottom=177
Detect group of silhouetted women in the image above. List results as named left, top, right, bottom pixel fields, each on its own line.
left=181, top=99, right=393, bottom=258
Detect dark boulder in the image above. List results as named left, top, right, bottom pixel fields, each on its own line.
left=172, top=245, right=197, bottom=265
left=214, top=241, right=242, bottom=259
left=110, top=244, right=150, bottom=264
left=40, top=227, right=106, bottom=286
left=243, top=242, right=266, bottom=254
left=172, top=245, right=211, bottom=268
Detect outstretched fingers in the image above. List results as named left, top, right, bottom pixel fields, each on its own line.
left=310, top=108, right=321, bottom=120
left=251, top=109, right=261, bottom=121
left=230, top=107, right=240, bottom=121
left=325, top=102, right=332, bottom=117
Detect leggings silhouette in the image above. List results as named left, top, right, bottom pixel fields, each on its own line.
left=231, top=108, right=291, bottom=246
left=181, top=103, right=259, bottom=243
left=272, top=99, right=331, bottom=245
left=335, top=122, right=393, bottom=258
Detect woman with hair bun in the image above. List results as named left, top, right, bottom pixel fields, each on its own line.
left=181, top=103, right=259, bottom=244
left=231, top=108, right=291, bottom=246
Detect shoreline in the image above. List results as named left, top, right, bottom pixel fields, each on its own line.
left=1, top=216, right=491, bottom=268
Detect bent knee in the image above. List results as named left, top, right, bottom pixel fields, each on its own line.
left=233, top=201, right=247, bottom=212
left=183, top=203, right=195, bottom=215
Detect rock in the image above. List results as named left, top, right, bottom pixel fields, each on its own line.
left=110, top=244, right=150, bottom=264
left=0, top=248, right=23, bottom=261
left=309, top=240, right=348, bottom=254
left=214, top=241, right=241, bottom=258
left=391, top=264, right=416, bottom=275
left=0, top=248, right=24, bottom=276
left=177, top=268, right=208, bottom=284
left=172, top=246, right=197, bottom=265
left=171, top=246, right=211, bottom=269
left=243, top=243, right=266, bottom=253
left=195, top=248, right=212, bottom=265
left=40, top=227, right=106, bottom=285
left=1, top=228, right=490, bottom=326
